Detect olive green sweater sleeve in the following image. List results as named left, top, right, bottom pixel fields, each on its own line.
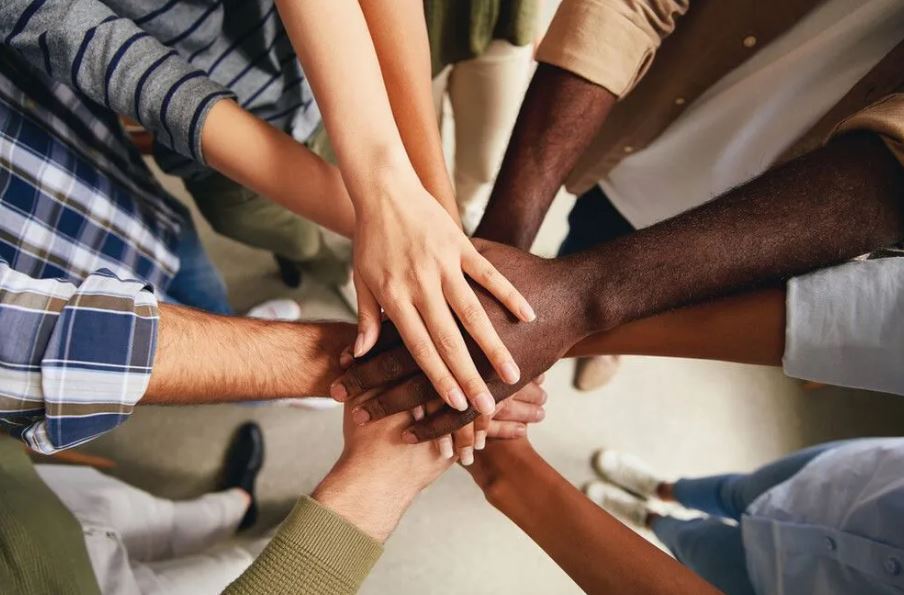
left=224, top=496, right=384, bottom=595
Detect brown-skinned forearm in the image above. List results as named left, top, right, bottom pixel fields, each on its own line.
left=360, top=0, right=459, bottom=222
left=475, top=64, right=617, bottom=248
left=571, top=133, right=904, bottom=337
left=470, top=441, right=720, bottom=595
left=569, top=288, right=787, bottom=366
left=144, top=304, right=356, bottom=404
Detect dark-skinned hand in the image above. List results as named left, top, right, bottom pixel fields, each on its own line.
left=330, top=239, right=593, bottom=442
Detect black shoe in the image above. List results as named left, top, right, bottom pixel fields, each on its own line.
left=275, top=255, right=303, bottom=288
left=221, top=422, right=264, bottom=531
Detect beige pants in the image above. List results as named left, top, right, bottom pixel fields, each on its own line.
left=432, top=40, right=533, bottom=233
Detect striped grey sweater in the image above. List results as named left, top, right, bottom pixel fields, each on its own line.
left=1, top=0, right=320, bottom=177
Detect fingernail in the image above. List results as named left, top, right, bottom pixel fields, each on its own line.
left=514, top=424, right=527, bottom=437
left=353, top=332, right=366, bottom=357
left=535, top=408, right=545, bottom=421
left=535, top=373, right=546, bottom=385
left=500, top=361, right=521, bottom=384
left=474, top=392, right=496, bottom=415
left=475, top=430, right=487, bottom=450
left=439, top=437, right=454, bottom=459
left=402, top=431, right=418, bottom=444
left=539, top=389, right=548, bottom=405
left=447, top=388, right=468, bottom=411
left=413, top=405, right=425, bottom=421
left=460, top=447, right=474, bottom=466
left=330, top=382, right=348, bottom=401
left=520, top=302, right=536, bottom=322
left=352, top=408, right=371, bottom=425
left=339, top=350, right=354, bottom=369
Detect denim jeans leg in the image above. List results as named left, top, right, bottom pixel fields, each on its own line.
left=165, top=218, right=233, bottom=315
left=651, top=516, right=755, bottom=595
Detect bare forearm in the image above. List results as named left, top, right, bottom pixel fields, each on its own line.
left=202, top=100, right=355, bottom=237
left=475, top=64, right=616, bottom=249
left=360, top=0, right=458, bottom=221
left=145, top=304, right=356, bottom=404
left=276, top=0, right=414, bottom=207
left=569, top=288, right=787, bottom=366
left=474, top=442, right=718, bottom=594
left=574, top=133, right=904, bottom=336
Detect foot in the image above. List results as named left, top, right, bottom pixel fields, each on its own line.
left=573, top=356, right=620, bottom=391
left=583, top=480, right=649, bottom=527
left=221, top=422, right=265, bottom=531
left=592, top=449, right=663, bottom=499
left=245, top=298, right=302, bottom=321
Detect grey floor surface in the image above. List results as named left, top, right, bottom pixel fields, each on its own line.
left=77, top=164, right=904, bottom=595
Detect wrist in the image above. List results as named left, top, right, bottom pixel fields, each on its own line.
left=312, top=457, right=420, bottom=543
left=559, top=249, right=628, bottom=337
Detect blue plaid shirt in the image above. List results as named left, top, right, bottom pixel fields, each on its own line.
left=0, top=49, right=189, bottom=453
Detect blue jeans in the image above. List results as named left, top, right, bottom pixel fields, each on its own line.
left=165, top=219, right=233, bottom=315
left=558, top=185, right=634, bottom=257
left=651, top=440, right=851, bottom=595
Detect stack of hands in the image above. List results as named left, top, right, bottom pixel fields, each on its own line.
left=313, top=239, right=597, bottom=542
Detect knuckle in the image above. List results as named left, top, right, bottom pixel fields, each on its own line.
left=459, top=303, right=485, bottom=327
left=378, top=353, right=404, bottom=380
left=409, top=340, right=435, bottom=364
left=434, top=331, right=460, bottom=355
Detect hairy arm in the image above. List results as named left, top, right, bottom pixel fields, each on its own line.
left=474, top=64, right=617, bottom=249
left=144, top=304, right=356, bottom=404
left=359, top=0, right=458, bottom=220
left=468, top=440, right=719, bottom=594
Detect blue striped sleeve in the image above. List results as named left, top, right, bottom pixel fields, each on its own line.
left=0, top=258, right=159, bottom=453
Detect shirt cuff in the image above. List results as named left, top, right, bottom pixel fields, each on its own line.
left=537, top=0, right=661, bottom=97
left=27, top=270, right=159, bottom=454
left=829, top=93, right=904, bottom=169
left=783, top=258, right=904, bottom=396
left=225, top=496, right=383, bottom=595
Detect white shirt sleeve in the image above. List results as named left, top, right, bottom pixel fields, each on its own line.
left=783, top=257, right=904, bottom=395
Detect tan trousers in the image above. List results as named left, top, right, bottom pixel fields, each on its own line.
left=432, top=40, right=534, bottom=233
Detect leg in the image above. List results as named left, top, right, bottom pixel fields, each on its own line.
left=557, top=185, right=635, bottom=257
left=165, top=214, right=233, bottom=314
left=447, top=41, right=532, bottom=232
left=38, top=465, right=248, bottom=562
left=131, top=537, right=271, bottom=595
left=651, top=516, right=755, bottom=595
left=669, top=440, right=853, bottom=519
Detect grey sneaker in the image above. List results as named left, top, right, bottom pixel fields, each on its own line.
left=583, top=480, right=649, bottom=527
left=592, top=450, right=663, bottom=499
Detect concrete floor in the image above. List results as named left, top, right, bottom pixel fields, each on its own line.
left=79, top=164, right=904, bottom=594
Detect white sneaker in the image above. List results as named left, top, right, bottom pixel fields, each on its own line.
left=246, top=299, right=302, bottom=321
left=583, top=480, right=649, bottom=527
left=592, top=450, right=663, bottom=498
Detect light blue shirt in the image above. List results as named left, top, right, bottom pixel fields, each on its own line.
left=783, top=256, right=904, bottom=396
left=742, top=438, right=904, bottom=594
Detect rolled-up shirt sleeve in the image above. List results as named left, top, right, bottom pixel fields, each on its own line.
left=536, top=0, right=689, bottom=98
left=0, top=259, right=158, bottom=453
left=830, top=93, right=904, bottom=170
left=783, top=257, right=904, bottom=396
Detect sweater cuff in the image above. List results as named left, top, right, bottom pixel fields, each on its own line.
left=225, top=496, right=383, bottom=595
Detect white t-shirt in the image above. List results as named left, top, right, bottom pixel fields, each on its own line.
left=600, top=0, right=904, bottom=229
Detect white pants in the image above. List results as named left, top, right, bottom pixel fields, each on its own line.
left=37, top=465, right=267, bottom=595
left=432, top=40, right=533, bottom=233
